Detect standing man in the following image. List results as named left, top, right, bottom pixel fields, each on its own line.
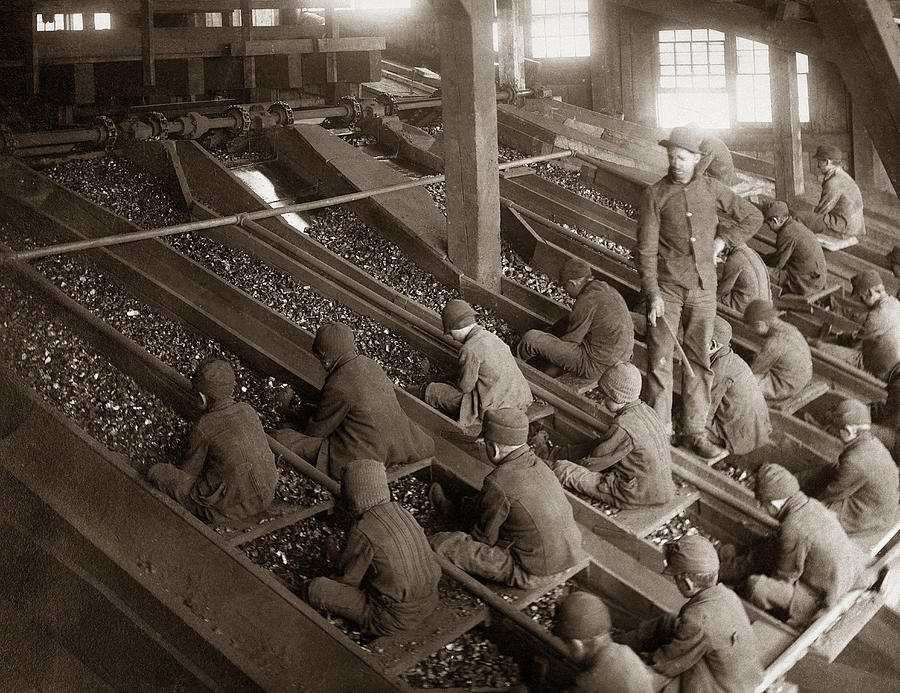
left=763, top=200, right=828, bottom=298
left=796, top=145, right=865, bottom=239
left=637, top=126, right=763, bottom=458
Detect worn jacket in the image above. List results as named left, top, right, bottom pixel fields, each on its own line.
left=305, top=354, right=434, bottom=478
left=859, top=294, right=900, bottom=381
left=563, top=280, right=634, bottom=377
left=570, top=640, right=654, bottom=693
left=181, top=399, right=277, bottom=522
left=819, top=431, right=899, bottom=535
left=769, top=218, right=827, bottom=296
left=775, top=492, right=865, bottom=607
left=473, top=447, right=583, bottom=576
left=751, top=320, right=813, bottom=400
left=815, top=167, right=865, bottom=237
left=651, top=584, right=763, bottom=693
left=699, top=136, right=739, bottom=187
left=636, top=173, right=763, bottom=297
left=585, top=400, right=675, bottom=507
left=455, top=325, right=532, bottom=428
left=718, top=244, right=772, bottom=313
left=708, top=347, right=771, bottom=455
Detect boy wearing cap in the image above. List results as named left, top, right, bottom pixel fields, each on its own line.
left=637, top=126, right=763, bottom=459
left=696, top=130, right=739, bottom=187
left=747, top=463, right=865, bottom=627
left=429, top=408, right=583, bottom=588
left=623, top=535, right=762, bottom=693
left=796, top=145, right=865, bottom=239
left=305, top=459, right=441, bottom=635
left=817, top=399, right=898, bottom=535
left=424, top=299, right=532, bottom=429
left=707, top=317, right=771, bottom=456
left=763, top=201, right=827, bottom=298
left=147, top=360, right=278, bottom=523
left=547, top=362, right=676, bottom=507
left=716, top=241, right=772, bottom=314
left=517, top=258, right=633, bottom=381
left=274, top=322, right=434, bottom=480
left=744, top=300, right=813, bottom=403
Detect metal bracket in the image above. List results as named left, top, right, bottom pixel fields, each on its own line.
left=146, top=111, right=169, bottom=141
left=375, top=92, right=398, bottom=117
left=226, top=105, right=251, bottom=136
left=338, top=96, right=362, bottom=126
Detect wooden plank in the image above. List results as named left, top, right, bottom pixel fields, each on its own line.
left=230, top=38, right=316, bottom=56
left=497, top=0, right=526, bottom=91
left=316, top=37, right=386, bottom=53
left=769, top=46, right=804, bottom=205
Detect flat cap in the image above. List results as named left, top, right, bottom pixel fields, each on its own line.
left=659, top=126, right=703, bottom=154
left=559, top=257, right=593, bottom=283
left=553, top=592, right=612, bottom=640
left=482, top=407, right=529, bottom=446
left=756, top=463, right=800, bottom=502
left=442, top=299, right=476, bottom=333
left=663, top=534, right=720, bottom=575
left=744, top=299, right=777, bottom=324
left=193, top=359, right=235, bottom=401
left=813, top=144, right=843, bottom=161
left=851, top=269, right=884, bottom=296
left=599, top=362, right=642, bottom=403
left=831, top=398, right=871, bottom=427
left=712, top=316, right=732, bottom=346
left=766, top=200, right=790, bottom=219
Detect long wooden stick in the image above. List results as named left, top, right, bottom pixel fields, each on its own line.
left=659, top=316, right=696, bottom=378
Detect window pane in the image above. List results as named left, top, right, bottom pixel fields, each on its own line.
left=660, top=65, right=675, bottom=76
left=736, top=36, right=752, bottom=50
left=675, top=29, right=691, bottom=41
left=546, top=36, right=561, bottom=57
left=692, top=48, right=708, bottom=65
left=736, top=75, right=755, bottom=121
left=545, top=0, right=560, bottom=14
left=709, top=29, right=724, bottom=40
left=531, top=17, right=545, bottom=36
left=710, top=75, right=726, bottom=89
left=798, top=74, right=810, bottom=122
left=559, top=14, right=574, bottom=36
left=232, top=9, right=242, bottom=26
left=560, top=0, right=575, bottom=13
left=575, top=35, right=590, bottom=57
left=676, top=64, right=692, bottom=75
left=574, top=14, right=589, bottom=35
left=94, top=12, right=111, bottom=30
left=691, top=29, right=707, bottom=41
left=532, top=0, right=546, bottom=14
left=659, top=30, right=675, bottom=42
left=71, top=13, right=83, bottom=30
left=675, top=52, right=691, bottom=65
left=676, top=75, right=692, bottom=88
left=796, top=52, right=809, bottom=73
left=545, top=15, right=559, bottom=36
left=737, top=51, right=754, bottom=73
left=754, top=49, right=769, bottom=73
left=205, top=12, right=223, bottom=27
left=709, top=63, right=725, bottom=75
left=532, top=37, right=546, bottom=58
left=675, top=42, right=690, bottom=54
left=575, top=0, right=589, bottom=12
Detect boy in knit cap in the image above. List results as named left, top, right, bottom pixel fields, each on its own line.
left=744, top=299, right=813, bottom=403
left=747, top=463, right=865, bottom=627
left=763, top=200, right=827, bottom=298
left=716, top=241, right=772, bottom=314
left=147, top=360, right=278, bottom=523
left=546, top=362, right=677, bottom=506
left=304, top=459, right=441, bottom=635
left=706, top=316, right=771, bottom=456
left=423, top=300, right=532, bottom=429
left=517, top=258, right=633, bottom=381
left=622, top=535, right=763, bottom=693
left=274, top=322, right=433, bottom=480
left=817, top=398, right=899, bottom=535
left=796, top=145, right=865, bottom=239
left=429, top=408, right=583, bottom=588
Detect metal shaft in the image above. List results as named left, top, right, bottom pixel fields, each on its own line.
left=1, top=150, right=573, bottom=264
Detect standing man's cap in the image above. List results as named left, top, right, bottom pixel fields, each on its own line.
left=442, top=299, right=476, bottom=333
left=598, top=362, right=643, bottom=403
left=831, top=398, right=871, bottom=427
left=314, top=322, right=357, bottom=360
left=756, top=463, right=800, bottom=502
left=193, top=359, right=236, bottom=400
left=658, top=126, right=704, bottom=154
left=482, top=408, right=529, bottom=445
left=663, top=535, right=720, bottom=575
left=813, top=144, right=843, bottom=161
left=766, top=200, right=790, bottom=219
left=553, top=592, right=612, bottom=640
left=559, top=257, right=593, bottom=283
left=743, top=299, right=777, bottom=324
left=851, top=269, right=884, bottom=296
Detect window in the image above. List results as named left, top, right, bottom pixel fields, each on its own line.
left=352, top=0, right=411, bottom=8
left=251, top=9, right=279, bottom=26
left=657, top=29, right=728, bottom=128
left=736, top=37, right=810, bottom=123
left=94, top=12, right=111, bottom=30
left=530, top=0, right=590, bottom=59
left=232, top=9, right=242, bottom=26
left=205, top=12, right=223, bottom=28
left=796, top=53, right=810, bottom=124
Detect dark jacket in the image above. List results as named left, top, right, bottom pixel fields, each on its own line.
left=819, top=431, right=899, bottom=535
left=585, top=400, right=675, bottom=507
left=708, top=347, right=771, bottom=455
left=859, top=295, right=900, bottom=382
left=718, top=244, right=772, bottom=313
left=182, top=399, right=277, bottom=522
left=769, top=218, right=827, bottom=296
left=455, top=325, right=533, bottom=428
left=306, top=354, right=434, bottom=479
left=473, top=447, right=583, bottom=576
left=775, top=492, right=865, bottom=607
left=336, top=501, right=441, bottom=634
left=751, top=320, right=813, bottom=401
left=563, top=279, right=634, bottom=378
left=570, top=640, right=654, bottom=693
left=815, top=167, right=865, bottom=237
left=651, top=584, right=763, bottom=693
left=636, top=173, right=763, bottom=296
left=699, top=136, right=739, bottom=187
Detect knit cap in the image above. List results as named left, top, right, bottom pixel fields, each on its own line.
left=558, top=257, right=592, bottom=283
left=766, top=200, right=790, bottom=219
left=341, top=459, right=390, bottom=516
left=598, top=362, right=642, bottom=404
left=193, top=360, right=235, bottom=401
left=851, top=269, right=884, bottom=296
left=744, top=299, right=777, bottom=324
left=712, top=316, right=732, bottom=346
left=553, top=592, right=612, bottom=640
left=756, top=463, right=800, bottom=502
left=663, top=534, right=719, bottom=575
left=442, top=299, right=476, bottom=333
left=831, top=398, right=871, bottom=427
left=813, top=144, right=843, bottom=161
left=482, top=408, right=529, bottom=446
left=314, top=322, right=357, bottom=360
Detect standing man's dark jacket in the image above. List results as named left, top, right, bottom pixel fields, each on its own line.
left=650, top=584, right=763, bottom=693
left=819, top=431, right=899, bottom=535
left=306, top=353, right=434, bottom=478
left=562, top=279, right=634, bottom=377
left=769, top=218, right=827, bottom=296
left=718, top=244, right=772, bottom=313
left=474, top=447, right=582, bottom=576
left=708, top=346, right=772, bottom=455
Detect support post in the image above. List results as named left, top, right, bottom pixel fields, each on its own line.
left=141, top=0, right=156, bottom=89
left=589, top=0, right=623, bottom=114
left=437, top=0, right=502, bottom=291
left=769, top=46, right=804, bottom=204
left=25, top=9, right=39, bottom=96
left=497, top=0, right=526, bottom=91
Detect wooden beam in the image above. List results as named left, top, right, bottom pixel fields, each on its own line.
left=497, top=0, right=526, bottom=91
left=141, top=0, right=156, bottom=87
left=589, top=0, right=624, bottom=115
left=769, top=46, right=804, bottom=203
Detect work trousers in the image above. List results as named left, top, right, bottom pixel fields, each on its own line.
left=746, top=575, right=820, bottom=628
left=147, top=464, right=196, bottom=509
left=516, top=330, right=607, bottom=380
left=306, top=577, right=438, bottom=636
left=547, top=458, right=624, bottom=508
left=646, top=285, right=715, bottom=434
left=430, top=531, right=567, bottom=589
left=816, top=343, right=865, bottom=372
left=796, top=210, right=856, bottom=239
left=271, top=428, right=325, bottom=465
left=423, top=382, right=464, bottom=419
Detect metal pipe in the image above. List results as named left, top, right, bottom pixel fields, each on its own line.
left=0, top=150, right=573, bottom=264
left=12, top=127, right=103, bottom=148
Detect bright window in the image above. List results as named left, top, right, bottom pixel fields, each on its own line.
left=530, top=0, right=590, bottom=59
left=94, top=12, right=111, bottom=30
left=251, top=9, right=279, bottom=26
left=736, top=38, right=810, bottom=123
left=232, top=9, right=242, bottom=26
left=37, top=13, right=85, bottom=31
left=205, top=12, right=223, bottom=28
left=657, top=29, right=729, bottom=128
left=352, top=0, right=411, bottom=8
left=796, top=53, right=810, bottom=124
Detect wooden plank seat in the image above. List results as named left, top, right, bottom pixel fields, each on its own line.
left=526, top=400, right=556, bottom=423
left=771, top=380, right=830, bottom=415
left=851, top=510, right=900, bottom=559
left=776, top=284, right=843, bottom=312
left=555, top=373, right=599, bottom=395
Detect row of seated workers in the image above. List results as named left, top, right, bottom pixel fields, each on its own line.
left=145, top=126, right=899, bottom=693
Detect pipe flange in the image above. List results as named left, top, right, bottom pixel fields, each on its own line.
left=0, top=125, right=18, bottom=155
left=146, top=111, right=169, bottom=140
left=226, top=105, right=251, bottom=136
left=339, top=96, right=362, bottom=126
left=375, top=92, right=398, bottom=117
left=95, top=115, right=118, bottom=150
left=267, top=101, right=294, bottom=127
left=497, top=82, right=517, bottom=105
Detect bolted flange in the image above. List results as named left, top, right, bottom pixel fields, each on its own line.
left=339, top=96, right=362, bottom=126
left=267, top=101, right=294, bottom=127
left=95, top=115, right=118, bottom=150
left=146, top=111, right=169, bottom=140
left=226, top=105, right=251, bottom=136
